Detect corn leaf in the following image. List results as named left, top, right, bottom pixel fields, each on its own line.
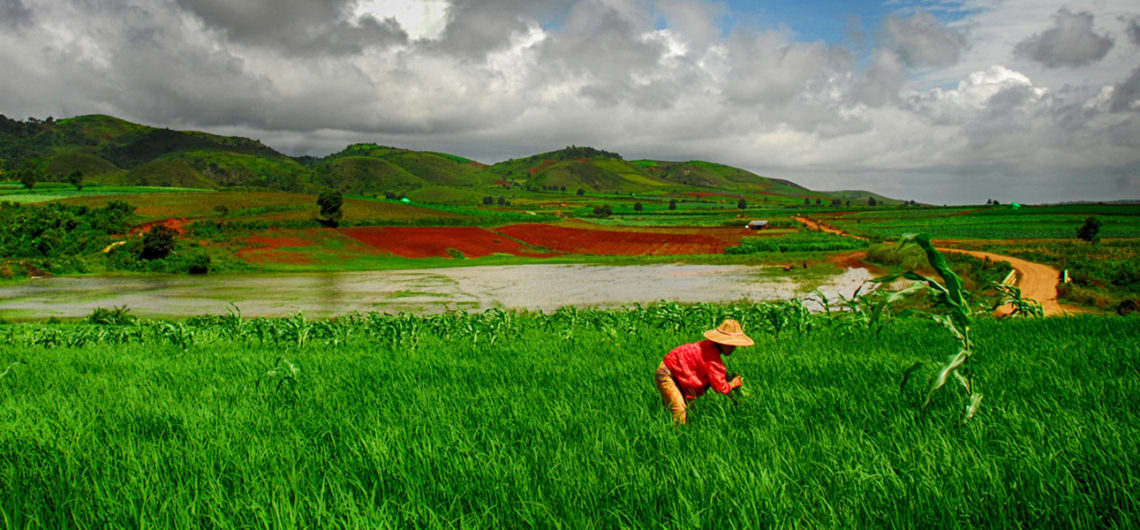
left=924, top=349, right=969, bottom=407
left=963, top=393, right=984, bottom=424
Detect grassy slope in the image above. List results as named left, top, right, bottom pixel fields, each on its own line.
left=0, top=313, right=1136, bottom=526
left=3, top=115, right=895, bottom=204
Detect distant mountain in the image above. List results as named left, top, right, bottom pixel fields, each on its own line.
left=0, top=114, right=900, bottom=205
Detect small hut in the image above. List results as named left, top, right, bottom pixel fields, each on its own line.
left=746, top=220, right=769, bottom=230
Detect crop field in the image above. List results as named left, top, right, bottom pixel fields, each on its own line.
left=497, top=223, right=747, bottom=255
left=55, top=191, right=471, bottom=225
left=822, top=205, right=1140, bottom=241
left=0, top=306, right=1137, bottom=527
left=0, top=184, right=208, bottom=204
left=340, top=227, right=554, bottom=258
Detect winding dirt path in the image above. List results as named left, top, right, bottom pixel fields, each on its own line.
left=794, top=216, right=1083, bottom=316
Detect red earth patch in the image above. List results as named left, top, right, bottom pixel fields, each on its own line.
left=130, top=218, right=191, bottom=236
left=235, top=231, right=320, bottom=265
left=339, top=227, right=553, bottom=258
left=496, top=224, right=739, bottom=256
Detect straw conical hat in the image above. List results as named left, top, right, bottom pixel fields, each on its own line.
left=704, top=319, right=754, bottom=347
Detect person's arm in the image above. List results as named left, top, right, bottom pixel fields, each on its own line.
left=707, top=359, right=740, bottom=394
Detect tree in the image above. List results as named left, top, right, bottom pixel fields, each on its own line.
left=803, top=198, right=810, bottom=206
left=576, top=188, right=585, bottom=196
left=668, top=199, right=677, bottom=210
left=867, top=197, right=877, bottom=206
left=815, top=198, right=822, bottom=206
left=592, top=204, right=612, bottom=217
left=317, top=189, right=343, bottom=227
left=140, top=225, right=176, bottom=260
left=67, top=170, right=84, bottom=191
left=1076, top=216, right=1102, bottom=245
left=497, top=196, right=507, bottom=206
left=736, top=198, right=747, bottom=209
left=19, top=169, right=35, bottom=190
left=634, top=202, right=643, bottom=211
left=188, top=253, right=211, bottom=274
left=482, top=196, right=494, bottom=205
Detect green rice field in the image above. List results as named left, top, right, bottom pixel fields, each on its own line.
left=1, top=305, right=1137, bottom=527
left=827, top=205, right=1140, bottom=241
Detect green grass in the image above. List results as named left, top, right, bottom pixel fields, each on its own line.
left=0, top=310, right=1137, bottom=526
left=0, top=185, right=209, bottom=204
left=832, top=205, right=1140, bottom=240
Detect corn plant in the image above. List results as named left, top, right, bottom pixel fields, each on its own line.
left=258, top=356, right=300, bottom=404
left=873, top=233, right=983, bottom=425
left=988, top=282, right=1044, bottom=318
left=156, top=321, right=195, bottom=352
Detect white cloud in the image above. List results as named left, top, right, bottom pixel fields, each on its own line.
left=352, top=0, right=449, bottom=41
left=0, top=0, right=1138, bottom=204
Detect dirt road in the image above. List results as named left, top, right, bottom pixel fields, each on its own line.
left=940, top=249, right=1082, bottom=316
left=795, top=216, right=1081, bottom=316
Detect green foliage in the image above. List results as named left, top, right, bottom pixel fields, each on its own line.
left=0, top=308, right=1136, bottom=526
left=726, top=230, right=868, bottom=254
left=1076, top=216, right=1101, bottom=244
left=187, top=252, right=211, bottom=274
left=140, top=225, right=177, bottom=260
left=317, top=188, right=344, bottom=227
left=871, top=233, right=987, bottom=424
left=67, top=170, right=83, bottom=190
left=19, top=168, right=35, bottom=190
left=835, top=205, right=1140, bottom=241
left=0, top=200, right=134, bottom=264
left=988, top=282, right=1043, bottom=318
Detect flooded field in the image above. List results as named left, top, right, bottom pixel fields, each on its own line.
left=0, top=264, right=874, bottom=320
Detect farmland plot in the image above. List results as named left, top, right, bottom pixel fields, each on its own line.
left=0, top=307, right=1137, bottom=527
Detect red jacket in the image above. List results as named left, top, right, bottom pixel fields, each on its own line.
left=663, top=340, right=731, bottom=399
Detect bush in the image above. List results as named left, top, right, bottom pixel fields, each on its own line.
left=141, top=225, right=177, bottom=260
left=188, top=253, right=211, bottom=275
left=1057, top=283, right=1115, bottom=309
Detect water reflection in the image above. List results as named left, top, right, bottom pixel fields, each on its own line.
left=0, top=264, right=874, bottom=319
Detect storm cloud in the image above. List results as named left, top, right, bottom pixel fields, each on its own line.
left=1014, top=9, right=1114, bottom=67
left=881, top=9, right=967, bottom=68
left=0, top=0, right=1138, bottom=204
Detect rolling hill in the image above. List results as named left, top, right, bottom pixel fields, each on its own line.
left=0, top=114, right=900, bottom=205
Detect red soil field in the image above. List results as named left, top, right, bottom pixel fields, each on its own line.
left=236, top=232, right=320, bottom=265
left=129, top=217, right=191, bottom=236
left=496, top=224, right=740, bottom=255
left=339, top=227, right=553, bottom=258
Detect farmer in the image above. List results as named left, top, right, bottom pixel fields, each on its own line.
left=655, top=319, right=753, bottom=424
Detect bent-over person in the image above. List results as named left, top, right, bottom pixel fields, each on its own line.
left=655, top=319, right=753, bottom=424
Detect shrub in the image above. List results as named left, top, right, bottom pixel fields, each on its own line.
left=188, top=253, right=211, bottom=275
left=141, top=225, right=177, bottom=260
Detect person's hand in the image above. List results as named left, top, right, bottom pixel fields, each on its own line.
left=729, top=374, right=743, bottom=389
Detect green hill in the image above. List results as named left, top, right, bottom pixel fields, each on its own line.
left=0, top=114, right=898, bottom=205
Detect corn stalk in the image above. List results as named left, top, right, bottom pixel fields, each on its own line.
left=872, top=233, right=983, bottom=424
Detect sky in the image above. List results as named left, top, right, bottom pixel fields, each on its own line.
left=1, top=0, right=1138, bottom=205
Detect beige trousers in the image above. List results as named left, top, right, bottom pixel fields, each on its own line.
left=655, top=362, right=688, bottom=424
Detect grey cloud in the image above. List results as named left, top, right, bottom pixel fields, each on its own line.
left=0, top=0, right=32, bottom=29
left=428, top=0, right=570, bottom=59
left=855, top=49, right=905, bottom=107
left=1014, top=9, right=1113, bottom=68
left=1110, top=66, right=1140, bottom=112
left=723, top=31, right=852, bottom=107
left=176, top=0, right=407, bottom=56
left=533, top=3, right=676, bottom=107
left=1127, top=17, right=1140, bottom=47
left=881, top=9, right=966, bottom=68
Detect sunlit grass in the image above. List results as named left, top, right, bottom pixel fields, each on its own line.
left=0, top=310, right=1136, bottom=526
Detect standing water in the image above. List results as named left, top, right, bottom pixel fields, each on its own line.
left=0, top=264, right=873, bottom=319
